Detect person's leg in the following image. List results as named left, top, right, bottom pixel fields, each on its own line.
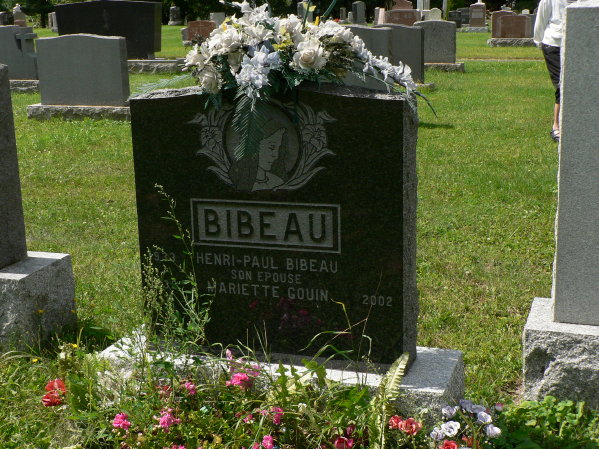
left=542, top=44, right=561, bottom=140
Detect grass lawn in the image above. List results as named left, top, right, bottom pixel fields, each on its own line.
left=1, top=23, right=561, bottom=445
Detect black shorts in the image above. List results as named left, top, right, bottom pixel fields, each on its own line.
left=542, top=43, right=561, bottom=103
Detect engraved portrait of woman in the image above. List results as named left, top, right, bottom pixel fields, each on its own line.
left=226, top=106, right=299, bottom=192
left=252, top=128, right=286, bottom=191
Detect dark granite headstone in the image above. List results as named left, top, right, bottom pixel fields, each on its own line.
left=55, top=0, right=161, bottom=59
left=457, top=7, right=470, bottom=25
left=447, top=11, right=462, bottom=28
left=0, top=12, right=14, bottom=25
left=375, top=23, right=425, bottom=83
left=130, top=84, right=418, bottom=364
left=0, top=64, right=27, bottom=269
left=414, top=20, right=456, bottom=64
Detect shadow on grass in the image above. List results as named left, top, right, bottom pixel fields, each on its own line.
left=419, top=122, right=454, bottom=129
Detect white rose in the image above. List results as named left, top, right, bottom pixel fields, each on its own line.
left=292, top=38, right=327, bottom=71
left=440, top=421, right=460, bottom=437
left=485, top=424, right=502, bottom=438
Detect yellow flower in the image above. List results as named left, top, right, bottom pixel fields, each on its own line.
left=37, top=309, right=44, bottom=314
left=315, top=16, right=320, bottom=26
left=31, top=358, right=39, bottom=363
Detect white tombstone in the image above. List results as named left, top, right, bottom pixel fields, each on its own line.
left=523, top=0, right=599, bottom=409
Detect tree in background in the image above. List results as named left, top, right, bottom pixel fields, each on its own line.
left=22, top=0, right=52, bottom=26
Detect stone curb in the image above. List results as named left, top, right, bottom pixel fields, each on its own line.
left=27, top=103, right=130, bottom=121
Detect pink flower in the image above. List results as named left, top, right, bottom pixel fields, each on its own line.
left=388, top=415, right=403, bottom=430
left=252, top=443, right=260, bottom=449
left=243, top=413, right=254, bottom=423
left=156, top=408, right=181, bottom=430
left=183, top=381, right=197, bottom=395
left=333, top=436, right=354, bottom=449
left=271, top=406, right=284, bottom=425
left=171, top=446, right=186, bottom=449
left=345, top=424, right=356, bottom=437
left=261, top=435, right=274, bottom=449
left=226, top=372, right=253, bottom=389
left=495, top=402, right=504, bottom=412
left=399, top=417, right=422, bottom=435
left=112, top=412, right=131, bottom=430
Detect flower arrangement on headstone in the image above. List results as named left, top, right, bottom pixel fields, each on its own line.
left=182, top=0, right=417, bottom=161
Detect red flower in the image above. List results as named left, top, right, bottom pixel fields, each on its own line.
left=388, top=415, right=404, bottom=430
left=333, top=436, right=354, bottom=449
left=399, top=417, right=423, bottom=435
left=42, top=390, right=63, bottom=406
left=441, top=441, right=458, bottom=449
left=45, top=378, right=66, bottom=394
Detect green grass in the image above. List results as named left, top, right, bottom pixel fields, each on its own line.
left=457, top=32, right=543, bottom=60
left=1, top=26, right=562, bottom=446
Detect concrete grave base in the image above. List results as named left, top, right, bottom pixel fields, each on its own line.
left=100, top=332, right=464, bottom=424
left=487, top=38, right=535, bottom=47
left=425, top=62, right=465, bottom=72
left=523, top=297, right=599, bottom=409
left=27, top=103, right=130, bottom=121
left=9, top=79, right=39, bottom=93
left=0, top=252, right=76, bottom=349
left=457, top=26, right=489, bottom=32
left=128, top=59, right=184, bottom=74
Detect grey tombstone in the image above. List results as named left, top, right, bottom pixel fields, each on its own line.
left=0, top=11, right=14, bottom=25
left=491, top=10, right=515, bottom=38
left=469, top=3, right=486, bottom=27
left=414, top=20, right=456, bottom=63
left=422, top=8, right=442, bottom=20
left=297, top=1, right=312, bottom=21
left=348, top=11, right=354, bottom=22
left=448, top=10, right=462, bottom=28
left=375, top=23, right=425, bottom=83
left=553, top=1, right=599, bottom=327
left=12, top=4, right=26, bottom=26
left=36, top=34, right=129, bottom=106
left=352, top=1, right=366, bottom=23
left=0, top=64, right=76, bottom=348
left=340, top=7, right=347, bottom=20
left=0, top=26, right=37, bottom=80
left=523, top=0, right=599, bottom=409
left=522, top=8, right=530, bottom=14
left=168, top=6, right=183, bottom=25
left=0, top=66, right=27, bottom=269
left=47, top=12, right=58, bottom=32
left=210, top=12, right=226, bottom=27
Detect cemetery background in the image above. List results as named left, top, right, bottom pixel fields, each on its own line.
left=0, top=21, right=582, bottom=446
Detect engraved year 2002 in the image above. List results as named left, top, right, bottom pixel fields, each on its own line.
left=362, top=295, right=393, bottom=307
